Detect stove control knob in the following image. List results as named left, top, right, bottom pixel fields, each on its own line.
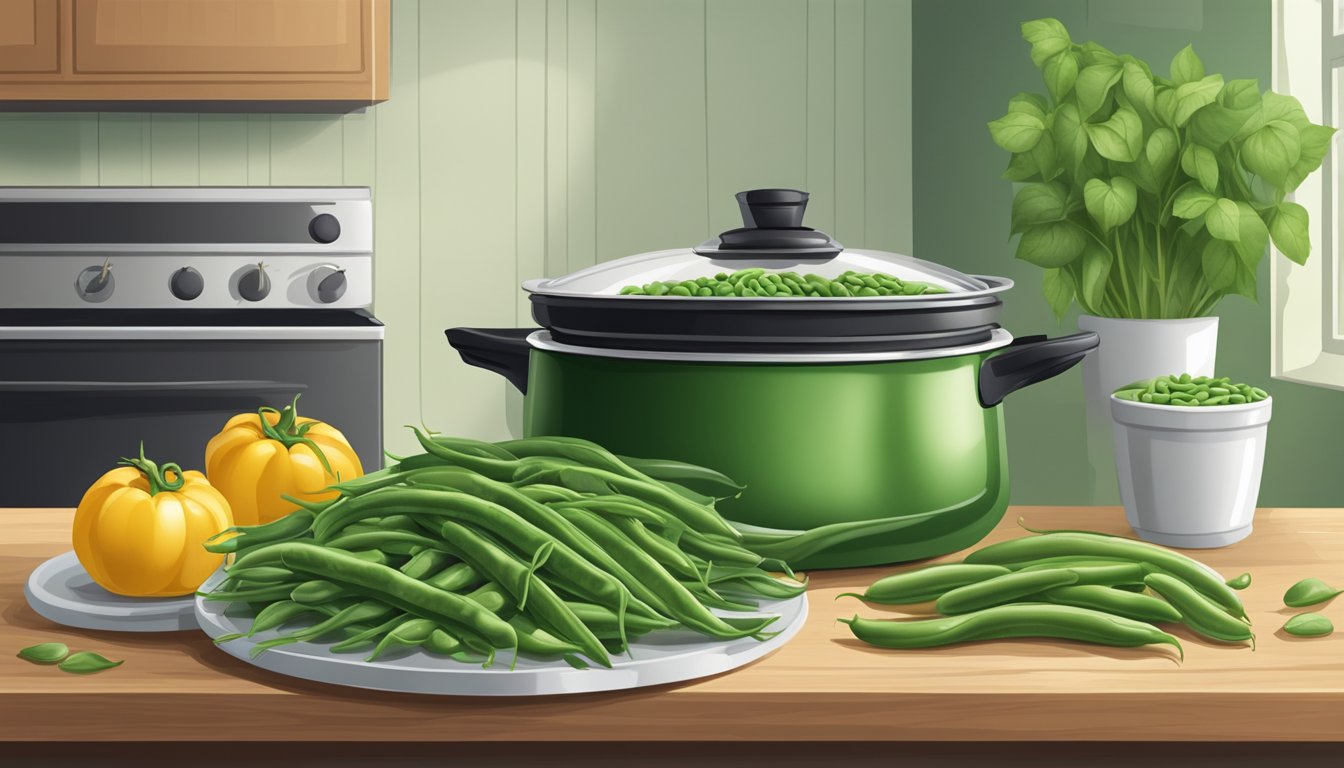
left=237, top=263, right=271, bottom=302
left=310, top=264, right=347, bottom=304
left=309, top=213, right=341, bottom=244
left=170, top=267, right=204, bottom=301
left=75, top=260, right=115, bottom=303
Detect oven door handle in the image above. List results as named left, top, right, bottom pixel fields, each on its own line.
left=0, top=380, right=308, bottom=395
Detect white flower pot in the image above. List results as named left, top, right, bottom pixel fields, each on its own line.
left=1110, top=395, right=1272, bottom=548
left=1077, top=315, right=1220, bottom=501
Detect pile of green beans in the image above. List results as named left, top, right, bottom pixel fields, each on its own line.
left=839, top=528, right=1256, bottom=659
left=1113, top=373, right=1269, bottom=407
left=200, top=429, right=802, bottom=670
left=617, top=269, right=948, bottom=298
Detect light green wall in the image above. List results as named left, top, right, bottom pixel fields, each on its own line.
left=0, top=0, right=913, bottom=458
left=913, top=0, right=1344, bottom=507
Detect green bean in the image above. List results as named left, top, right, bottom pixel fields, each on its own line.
left=1143, top=573, right=1254, bottom=647
left=222, top=565, right=296, bottom=584
left=839, top=604, right=1183, bottom=658
left=242, top=600, right=319, bottom=638
left=324, top=529, right=442, bottom=555
left=435, top=518, right=610, bottom=667
left=566, top=601, right=678, bottom=637
left=204, top=510, right=316, bottom=554
left=200, top=584, right=298, bottom=603
left=708, top=572, right=806, bottom=600
left=515, top=483, right=586, bottom=503
left=269, top=542, right=518, bottom=655
left=557, top=508, right=776, bottom=640
left=1226, top=572, right=1252, bottom=590
left=1283, top=577, right=1342, bottom=607
left=425, top=561, right=484, bottom=592
left=607, top=517, right=699, bottom=580
left=365, top=617, right=438, bottom=661
left=290, top=579, right=347, bottom=606
left=1282, top=613, right=1333, bottom=637
left=837, top=564, right=1011, bottom=605
left=1038, top=585, right=1182, bottom=624
left=507, top=612, right=586, bottom=658
left=679, top=528, right=763, bottom=567
left=611, top=454, right=746, bottom=499
left=400, top=549, right=456, bottom=580
left=1113, top=374, right=1269, bottom=407
left=935, top=569, right=1080, bottom=615
left=1019, top=562, right=1148, bottom=587
left=329, top=613, right=410, bottom=653
left=964, top=533, right=1248, bottom=619
left=250, top=599, right=394, bottom=658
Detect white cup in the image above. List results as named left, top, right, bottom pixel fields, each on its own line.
left=1110, top=395, right=1272, bottom=548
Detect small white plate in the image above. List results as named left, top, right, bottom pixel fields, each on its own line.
left=24, top=551, right=198, bottom=632
left=195, top=567, right=808, bottom=696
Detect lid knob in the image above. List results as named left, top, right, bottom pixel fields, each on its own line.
left=736, top=189, right=809, bottom=229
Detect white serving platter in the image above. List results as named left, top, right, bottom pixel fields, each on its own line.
left=194, top=567, right=807, bottom=696
left=24, top=550, right=199, bottom=632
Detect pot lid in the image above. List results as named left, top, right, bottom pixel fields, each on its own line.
left=524, top=189, right=994, bottom=299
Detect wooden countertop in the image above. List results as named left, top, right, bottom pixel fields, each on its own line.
left=2, top=506, right=1341, bottom=743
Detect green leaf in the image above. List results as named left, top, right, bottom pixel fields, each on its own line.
left=1145, top=127, right=1178, bottom=178
left=1232, top=261, right=1259, bottom=301
left=1221, top=79, right=1261, bottom=110
left=1270, top=201, right=1311, bottom=265
left=1052, top=102, right=1089, bottom=175
left=1011, top=182, right=1070, bottom=233
left=1284, top=577, right=1342, bottom=608
left=1154, top=86, right=1177, bottom=126
left=1283, top=613, right=1334, bottom=637
left=1242, top=120, right=1302, bottom=186
left=1079, top=242, right=1113, bottom=309
left=58, top=651, right=124, bottom=675
left=1170, top=44, right=1204, bottom=86
left=1173, top=74, right=1224, bottom=126
left=1043, top=51, right=1080, bottom=102
left=1008, top=92, right=1049, bottom=120
left=1079, top=41, right=1119, bottom=68
left=1002, top=151, right=1042, bottom=182
left=1181, top=144, right=1219, bottom=192
left=1205, top=198, right=1240, bottom=241
left=1286, top=123, right=1336, bottom=191
left=1083, top=177, right=1138, bottom=231
left=1031, top=129, right=1062, bottom=181
left=1022, top=18, right=1072, bottom=67
left=17, top=642, right=69, bottom=665
left=988, top=112, right=1046, bottom=153
left=1202, top=239, right=1238, bottom=290
left=1042, top=267, right=1075, bottom=320
left=1262, top=91, right=1311, bottom=129
left=1017, top=221, right=1087, bottom=267
left=1121, top=61, right=1155, bottom=116
left=1084, top=107, right=1143, bottom=161
left=1074, top=64, right=1122, bottom=119
left=1234, top=201, right=1270, bottom=268
left=1172, top=184, right=1217, bottom=219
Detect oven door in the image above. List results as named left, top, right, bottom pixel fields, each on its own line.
left=0, top=314, right=382, bottom=507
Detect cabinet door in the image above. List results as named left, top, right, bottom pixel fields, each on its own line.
left=72, top=0, right=368, bottom=74
left=0, top=0, right=59, bottom=73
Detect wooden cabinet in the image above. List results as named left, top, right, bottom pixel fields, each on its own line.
left=0, top=0, right=387, bottom=111
left=0, top=0, right=59, bottom=73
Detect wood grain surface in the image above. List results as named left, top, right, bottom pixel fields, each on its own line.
left=1, top=507, right=1340, bottom=742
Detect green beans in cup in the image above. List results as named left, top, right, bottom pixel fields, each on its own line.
left=1112, top=374, right=1268, bottom=407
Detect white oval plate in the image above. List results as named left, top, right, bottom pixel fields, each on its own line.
left=195, top=567, right=807, bottom=696
left=24, top=551, right=198, bottom=632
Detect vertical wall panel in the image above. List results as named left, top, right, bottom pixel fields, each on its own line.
left=566, top=0, right=598, bottom=273
left=246, top=115, right=272, bottom=185
left=706, top=0, right=809, bottom=235
left=544, top=0, right=570, bottom=278
left=517, top=0, right=549, bottom=324
left=197, top=115, right=250, bottom=186
left=864, top=0, right=912, bottom=253
left=149, top=114, right=200, bottom=186
left=594, top=0, right=709, bottom=263
left=372, top=0, right=422, bottom=457
left=268, top=116, right=345, bottom=185
left=805, top=0, right=837, bottom=236
left=0, top=115, right=98, bottom=184
left=97, top=114, right=148, bottom=185
left=416, top=0, right=519, bottom=440
left=833, top=0, right=865, bottom=245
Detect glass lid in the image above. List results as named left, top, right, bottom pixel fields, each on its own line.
left=524, top=189, right=996, bottom=299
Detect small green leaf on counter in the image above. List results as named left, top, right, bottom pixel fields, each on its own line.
left=57, top=651, right=123, bottom=675
left=17, top=642, right=69, bottom=665
left=1283, top=577, right=1342, bottom=608
left=1282, top=613, right=1333, bottom=638
left=1226, top=572, right=1252, bottom=590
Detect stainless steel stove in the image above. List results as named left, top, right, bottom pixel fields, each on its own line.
left=0, top=187, right=383, bottom=507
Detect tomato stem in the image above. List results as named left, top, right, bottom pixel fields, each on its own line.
left=119, top=442, right=185, bottom=496
left=257, top=394, right=336, bottom=478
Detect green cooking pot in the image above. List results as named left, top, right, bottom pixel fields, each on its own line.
left=446, top=327, right=1097, bottom=569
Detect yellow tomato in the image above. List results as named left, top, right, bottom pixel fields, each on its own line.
left=204, top=395, right=362, bottom=527
left=72, top=446, right=233, bottom=597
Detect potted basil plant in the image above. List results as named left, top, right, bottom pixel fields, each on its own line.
left=988, top=18, right=1333, bottom=423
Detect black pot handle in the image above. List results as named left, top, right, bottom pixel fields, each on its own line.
left=445, top=327, right=537, bottom=395
left=978, top=331, right=1099, bottom=408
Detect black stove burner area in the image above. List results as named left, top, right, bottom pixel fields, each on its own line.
left=0, top=308, right=382, bottom=327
